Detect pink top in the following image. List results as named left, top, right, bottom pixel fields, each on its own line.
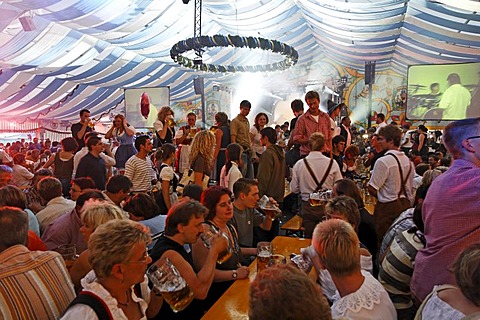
left=293, top=109, right=332, bottom=155
left=411, top=159, right=480, bottom=300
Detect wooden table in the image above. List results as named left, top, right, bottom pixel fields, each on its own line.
left=201, top=236, right=312, bottom=320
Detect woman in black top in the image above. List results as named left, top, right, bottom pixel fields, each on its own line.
left=192, top=186, right=249, bottom=311
left=213, top=112, right=230, bottom=182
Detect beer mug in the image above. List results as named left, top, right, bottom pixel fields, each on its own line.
left=55, top=244, right=78, bottom=270
left=200, top=224, right=233, bottom=264
left=147, top=258, right=194, bottom=313
left=309, top=192, right=321, bottom=207
left=257, top=195, right=282, bottom=218
left=256, top=241, right=272, bottom=273
left=188, top=127, right=197, bottom=139
left=268, top=254, right=287, bottom=267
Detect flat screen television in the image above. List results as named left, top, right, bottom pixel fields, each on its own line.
left=406, top=62, right=480, bottom=121
left=124, top=87, right=170, bottom=128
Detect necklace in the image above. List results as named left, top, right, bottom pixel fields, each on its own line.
left=117, top=291, right=130, bottom=307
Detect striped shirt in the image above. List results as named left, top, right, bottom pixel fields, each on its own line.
left=0, top=245, right=76, bottom=319
left=125, top=155, right=156, bottom=192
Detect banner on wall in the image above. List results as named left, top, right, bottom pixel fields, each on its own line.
left=124, top=87, right=170, bottom=128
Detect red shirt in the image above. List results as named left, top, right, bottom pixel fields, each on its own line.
left=293, top=109, right=332, bottom=155
left=28, top=230, right=47, bottom=251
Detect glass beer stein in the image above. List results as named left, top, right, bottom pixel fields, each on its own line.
left=200, top=224, right=233, bottom=264
left=147, top=258, right=194, bottom=313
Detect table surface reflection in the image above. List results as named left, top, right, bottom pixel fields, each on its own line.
left=201, top=236, right=312, bottom=320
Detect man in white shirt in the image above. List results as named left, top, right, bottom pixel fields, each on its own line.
left=375, top=113, right=387, bottom=134
left=368, top=124, right=414, bottom=248
left=125, top=135, right=156, bottom=193
left=290, top=132, right=342, bottom=237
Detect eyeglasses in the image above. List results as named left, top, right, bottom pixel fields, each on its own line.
left=466, top=135, right=480, bottom=141
left=125, top=250, right=149, bottom=265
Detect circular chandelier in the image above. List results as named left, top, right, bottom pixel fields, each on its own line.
left=170, top=34, right=299, bottom=73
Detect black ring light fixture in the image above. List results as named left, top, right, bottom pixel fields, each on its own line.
left=170, top=34, right=299, bottom=73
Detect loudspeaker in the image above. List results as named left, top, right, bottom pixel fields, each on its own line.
left=19, top=16, right=36, bottom=31
left=365, top=62, right=376, bottom=85
left=194, top=78, right=204, bottom=95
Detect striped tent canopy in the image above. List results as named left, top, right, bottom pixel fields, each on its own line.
left=0, top=0, right=479, bottom=122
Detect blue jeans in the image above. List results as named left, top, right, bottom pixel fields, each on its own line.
left=241, top=151, right=254, bottom=179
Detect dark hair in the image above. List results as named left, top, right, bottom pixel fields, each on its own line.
left=123, top=193, right=161, bottom=220
left=378, top=124, right=402, bottom=147
left=304, top=91, right=320, bottom=101
left=106, top=175, right=133, bottom=194
left=215, top=112, right=229, bottom=127
left=415, top=163, right=430, bottom=176
left=418, top=125, right=428, bottom=133
left=0, top=185, right=27, bottom=209
left=240, top=100, right=251, bottom=109
left=260, top=127, right=277, bottom=144
left=79, top=109, right=90, bottom=117
left=38, top=177, right=63, bottom=201
left=377, top=113, right=385, bottom=121
left=76, top=190, right=105, bottom=208
left=201, top=186, right=232, bottom=221
left=254, top=113, right=269, bottom=131
left=84, top=131, right=99, bottom=143
left=72, top=177, right=96, bottom=190
left=155, top=143, right=176, bottom=162
left=439, top=156, right=451, bottom=167
left=291, top=99, right=304, bottom=112
left=61, top=137, right=79, bottom=153
left=447, top=73, right=461, bottom=85
left=233, top=178, right=258, bottom=199
left=164, top=200, right=207, bottom=236
left=0, top=207, right=28, bottom=251
left=134, top=135, right=150, bottom=152
left=86, top=136, right=101, bottom=151
left=333, top=179, right=364, bottom=209
left=34, top=168, right=53, bottom=178
left=332, top=135, right=346, bottom=146
left=182, top=184, right=203, bottom=201
left=225, top=143, right=242, bottom=174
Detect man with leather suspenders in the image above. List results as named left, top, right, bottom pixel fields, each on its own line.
left=367, top=125, right=414, bottom=249
left=290, top=132, right=343, bottom=238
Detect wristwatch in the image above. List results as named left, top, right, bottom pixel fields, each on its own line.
left=232, top=270, right=238, bottom=279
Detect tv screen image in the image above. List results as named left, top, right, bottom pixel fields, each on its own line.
left=124, top=87, right=170, bottom=128
left=406, top=62, right=480, bottom=121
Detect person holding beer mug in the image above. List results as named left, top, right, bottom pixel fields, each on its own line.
left=61, top=219, right=164, bottom=319
left=149, top=200, right=228, bottom=319
left=290, top=132, right=342, bottom=238
left=192, top=186, right=250, bottom=311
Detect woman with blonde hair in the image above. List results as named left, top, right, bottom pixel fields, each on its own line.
left=105, top=114, right=137, bottom=172
left=70, top=200, right=127, bottom=292
left=61, top=219, right=163, bottom=319
left=154, top=106, right=175, bottom=145
left=189, top=130, right=216, bottom=189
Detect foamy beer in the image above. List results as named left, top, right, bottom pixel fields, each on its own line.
left=200, top=224, right=233, bottom=264
left=147, top=259, right=194, bottom=313
left=257, top=241, right=272, bottom=273
left=309, top=192, right=321, bottom=206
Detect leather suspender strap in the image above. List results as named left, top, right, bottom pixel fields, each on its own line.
left=304, top=158, right=334, bottom=192
left=387, top=153, right=412, bottom=198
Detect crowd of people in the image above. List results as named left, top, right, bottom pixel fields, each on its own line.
left=0, top=91, right=479, bottom=320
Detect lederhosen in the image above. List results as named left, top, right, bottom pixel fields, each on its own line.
left=301, top=158, right=334, bottom=238
left=373, top=153, right=412, bottom=248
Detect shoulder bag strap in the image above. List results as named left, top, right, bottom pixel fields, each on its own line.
left=387, top=153, right=411, bottom=198
left=65, top=291, right=113, bottom=320
left=304, top=158, right=334, bottom=192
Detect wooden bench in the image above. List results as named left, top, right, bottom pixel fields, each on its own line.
left=280, top=214, right=305, bottom=237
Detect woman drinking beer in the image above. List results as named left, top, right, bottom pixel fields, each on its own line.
left=192, top=186, right=250, bottom=311
left=61, top=219, right=163, bottom=319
